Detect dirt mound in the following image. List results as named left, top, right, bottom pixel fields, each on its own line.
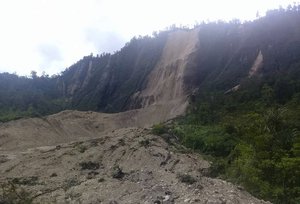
left=0, top=128, right=269, bottom=203
left=0, top=106, right=191, bottom=151
left=0, top=110, right=156, bottom=151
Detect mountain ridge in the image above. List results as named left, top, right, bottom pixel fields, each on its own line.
left=1, top=7, right=300, bottom=118
left=0, top=6, right=300, bottom=203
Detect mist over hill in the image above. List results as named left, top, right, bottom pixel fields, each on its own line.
left=0, top=6, right=300, bottom=120
left=0, top=6, right=300, bottom=203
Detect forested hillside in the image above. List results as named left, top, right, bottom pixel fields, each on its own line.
left=169, top=7, right=300, bottom=203
left=0, top=73, right=64, bottom=122
left=1, top=6, right=300, bottom=122
left=58, top=33, right=168, bottom=112
left=0, top=6, right=300, bottom=203
left=0, top=32, right=170, bottom=122
left=166, top=82, right=300, bottom=203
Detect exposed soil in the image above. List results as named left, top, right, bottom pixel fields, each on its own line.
left=138, top=29, right=200, bottom=119
left=0, top=128, right=270, bottom=203
left=0, top=29, right=271, bottom=203
left=249, top=50, right=263, bottom=77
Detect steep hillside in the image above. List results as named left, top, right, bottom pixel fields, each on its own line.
left=1, top=7, right=300, bottom=121
left=58, top=34, right=168, bottom=112
left=57, top=28, right=200, bottom=123
left=0, top=6, right=300, bottom=204
left=136, top=28, right=200, bottom=117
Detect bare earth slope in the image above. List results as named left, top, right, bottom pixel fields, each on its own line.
left=137, top=29, right=200, bottom=119
left=0, top=29, right=200, bottom=152
left=0, top=108, right=188, bottom=152
left=0, top=29, right=270, bottom=203
left=0, top=128, right=269, bottom=203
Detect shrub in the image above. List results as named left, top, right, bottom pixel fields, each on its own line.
left=79, top=161, right=100, bottom=170
left=151, top=123, right=167, bottom=135
left=0, top=181, right=34, bottom=204
left=177, top=173, right=197, bottom=184
left=139, top=139, right=150, bottom=147
left=11, top=177, right=39, bottom=186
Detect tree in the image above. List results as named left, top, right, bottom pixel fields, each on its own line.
left=30, top=70, right=37, bottom=79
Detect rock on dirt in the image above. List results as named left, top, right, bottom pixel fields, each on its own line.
left=0, top=127, right=270, bottom=203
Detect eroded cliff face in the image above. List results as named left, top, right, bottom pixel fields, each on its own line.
left=58, top=35, right=169, bottom=112
left=56, top=14, right=300, bottom=117
left=137, top=29, right=200, bottom=117
left=0, top=29, right=203, bottom=152
left=60, top=56, right=97, bottom=97
left=2, top=10, right=300, bottom=123
left=57, top=29, right=201, bottom=122
left=3, top=22, right=300, bottom=204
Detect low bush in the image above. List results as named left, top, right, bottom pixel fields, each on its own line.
left=151, top=123, right=167, bottom=135
left=0, top=181, right=34, bottom=204
left=177, top=173, right=197, bottom=184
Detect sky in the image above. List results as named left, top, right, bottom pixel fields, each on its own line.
left=0, top=0, right=298, bottom=76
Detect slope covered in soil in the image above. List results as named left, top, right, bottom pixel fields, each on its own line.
left=0, top=127, right=270, bottom=204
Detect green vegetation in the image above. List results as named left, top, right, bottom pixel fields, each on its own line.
left=169, top=78, right=300, bottom=203
left=168, top=8, right=300, bottom=203
left=1, top=5, right=300, bottom=123
left=0, top=5, right=299, bottom=204
left=151, top=123, right=167, bottom=135
left=0, top=72, right=66, bottom=122
left=0, top=31, right=169, bottom=121
left=60, top=33, right=168, bottom=113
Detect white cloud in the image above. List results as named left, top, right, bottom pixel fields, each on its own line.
left=0, top=0, right=298, bottom=76
left=37, top=43, right=63, bottom=70
left=84, top=28, right=126, bottom=54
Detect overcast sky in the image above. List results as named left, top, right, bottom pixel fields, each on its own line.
left=0, top=0, right=298, bottom=76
